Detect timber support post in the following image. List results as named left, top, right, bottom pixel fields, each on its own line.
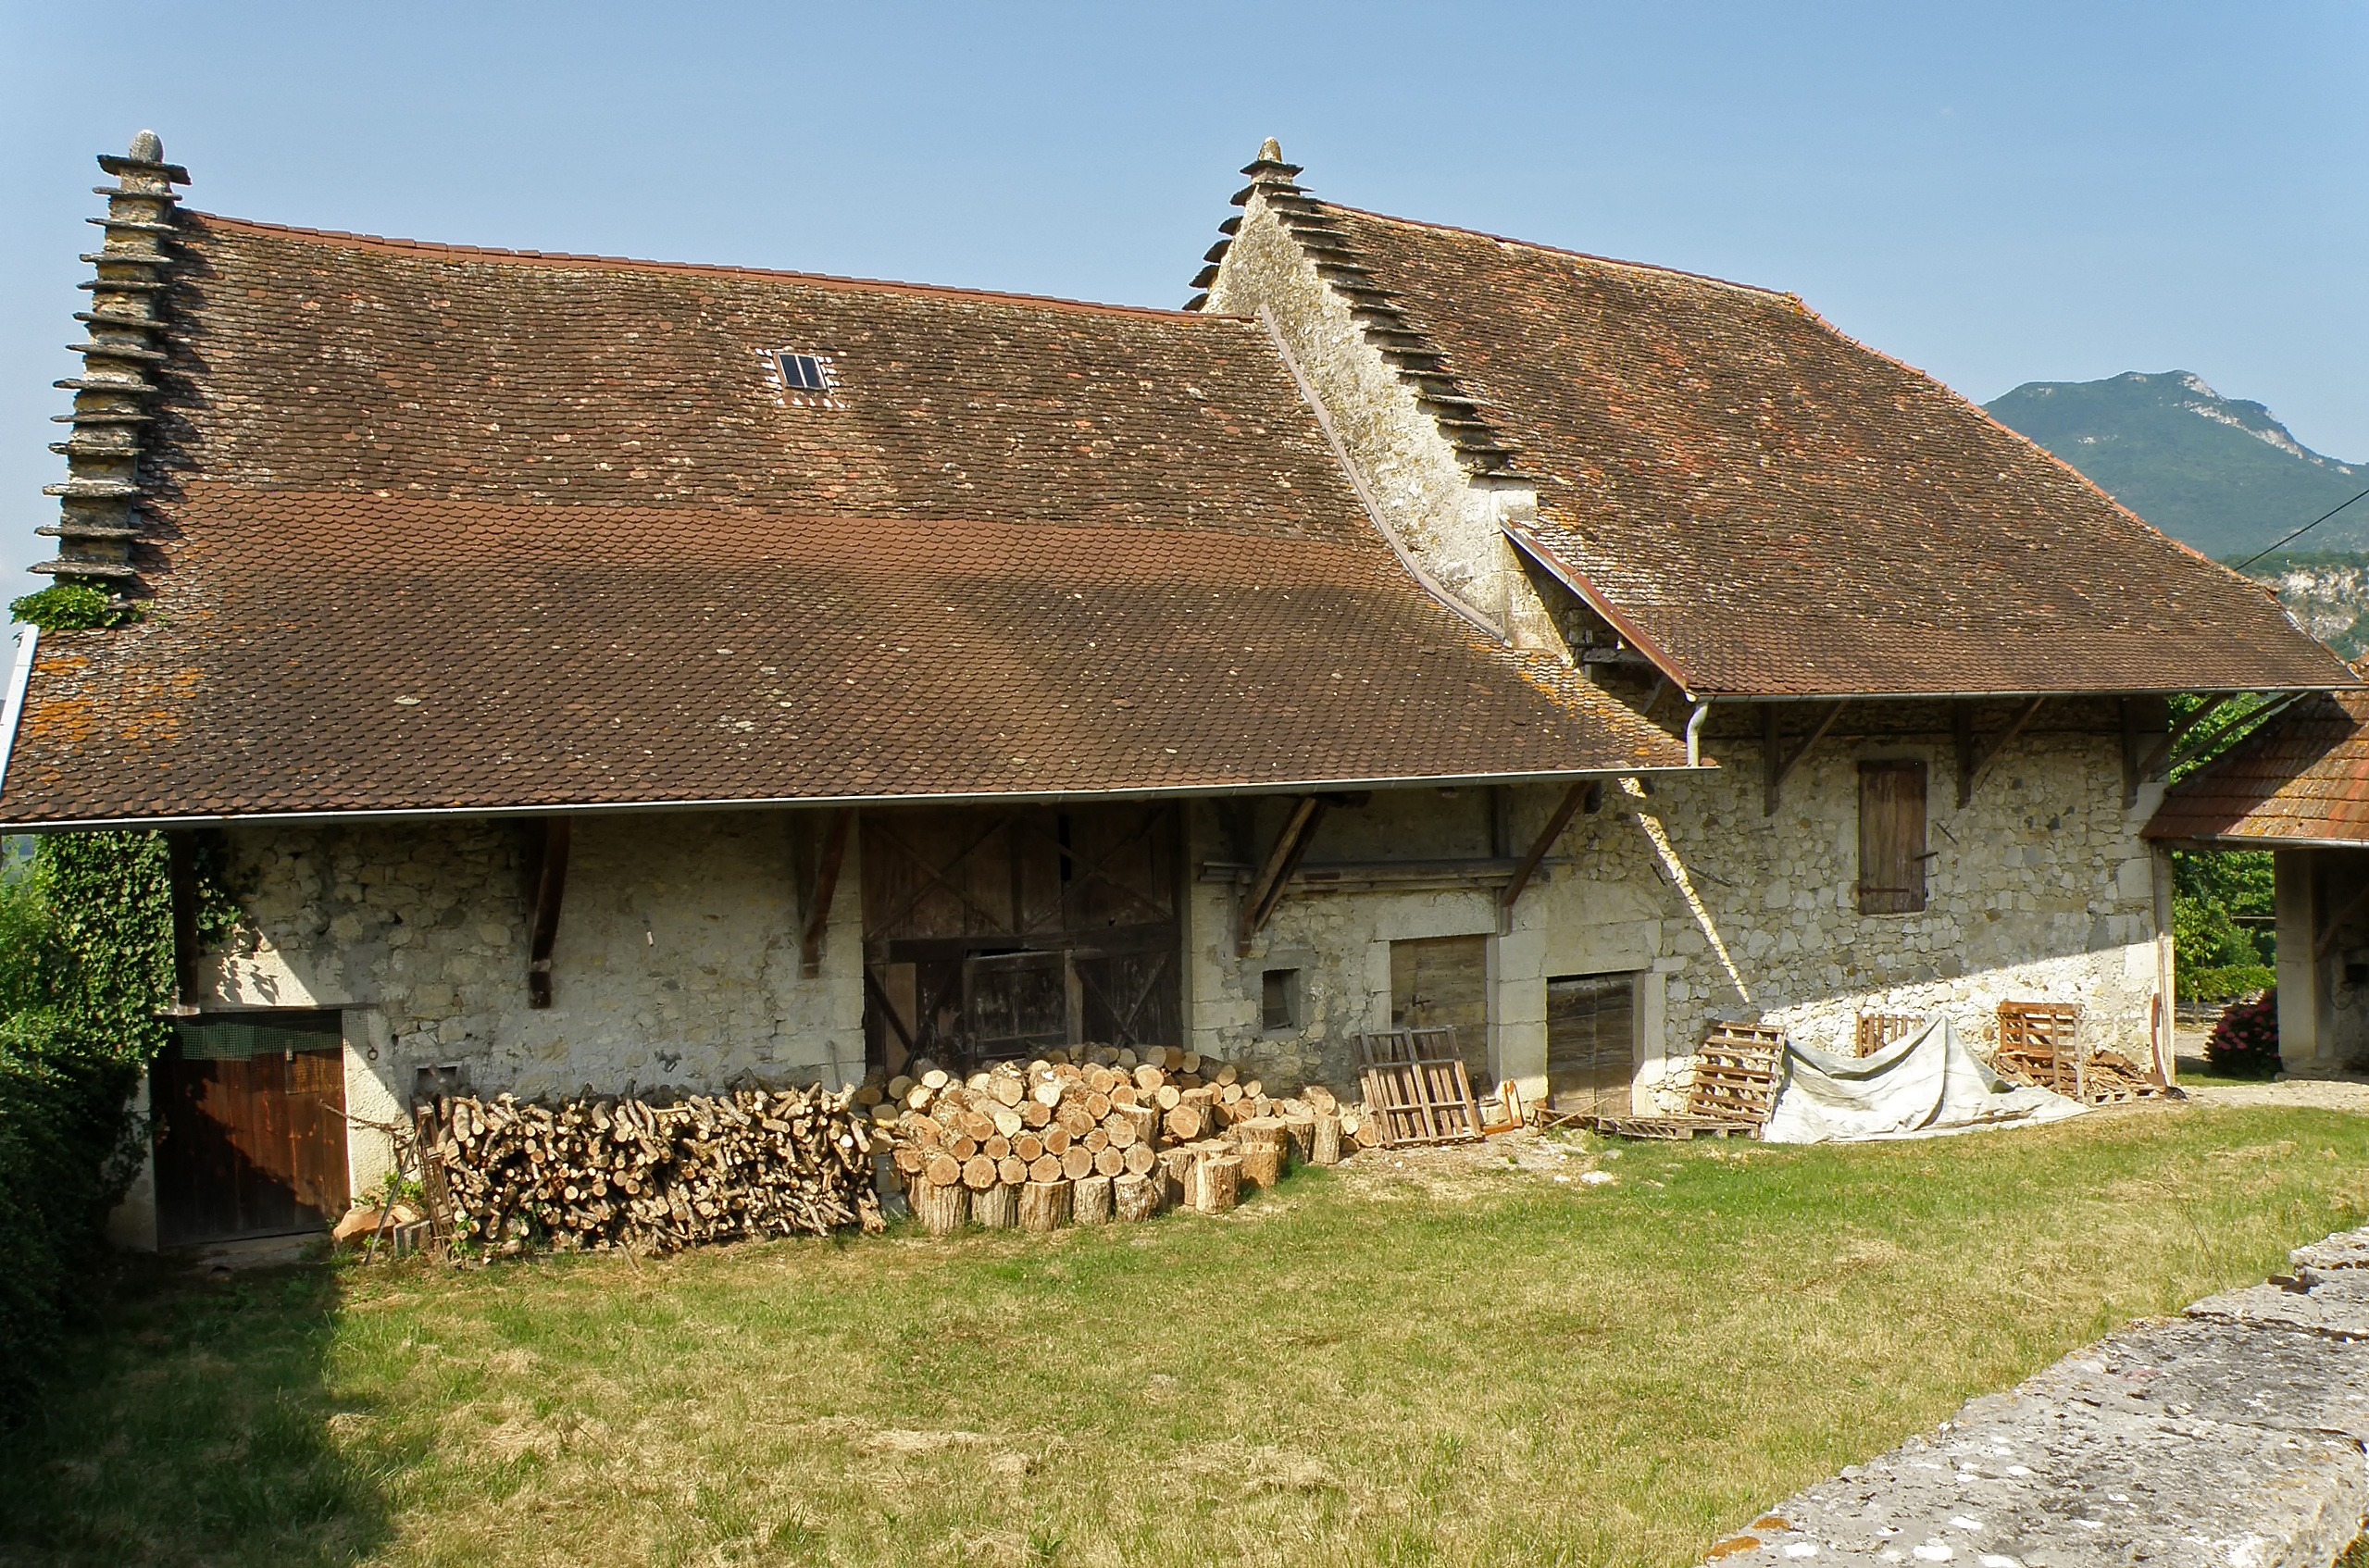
left=799, top=808, right=852, bottom=978
left=527, top=817, right=571, bottom=1009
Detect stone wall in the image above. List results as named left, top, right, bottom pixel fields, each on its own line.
left=1195, top=706, right=2170, bottom=1107
left=196, top=808, right=864, bottom=1199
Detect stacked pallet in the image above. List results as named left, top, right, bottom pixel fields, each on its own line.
left=422, top=1083, right=883, bottom=1256
left=867, top=1046, right=1365, bottom=1234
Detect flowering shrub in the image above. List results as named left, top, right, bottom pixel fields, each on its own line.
left=2205, top=988, right=2280, bottom=1078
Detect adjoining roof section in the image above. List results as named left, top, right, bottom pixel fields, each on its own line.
left=2145, top=691, right=2369, bottom=849
left=0, top=211, right=1688, bottom=827
left=1233, top=171, right=2356, bottom=700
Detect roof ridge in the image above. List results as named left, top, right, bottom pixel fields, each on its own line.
left=188, top=212, right=1251, bottom=324
left=1318, top=201, right=1796, bottom=303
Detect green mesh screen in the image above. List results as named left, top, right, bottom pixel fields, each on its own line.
left=173, top=1014, right=343, bottom=1061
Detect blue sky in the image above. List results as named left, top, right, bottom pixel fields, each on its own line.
left=3, top=1, right=2363, bottom=582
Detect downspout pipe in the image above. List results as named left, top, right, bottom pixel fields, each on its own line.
left=1685, top=697, right=1711, bottom=769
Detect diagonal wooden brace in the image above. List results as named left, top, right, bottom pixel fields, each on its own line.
left=1236, top=795, right=1328, bottom=956
left=799, top=808, right=852, bottom=978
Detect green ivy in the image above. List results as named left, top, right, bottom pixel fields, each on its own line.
left=0, top=831, right=240, bottom=1416
left=8, top=583, right=142, bottom=632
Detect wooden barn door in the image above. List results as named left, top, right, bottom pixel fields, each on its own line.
left=861, top=803, right=1182, bottom=1072
left=1390, top=936, right=1491, bottom=1089
left=1546, top=974, right=1636, bottom=1114
left=152, top=1013, right=350, bottom=1248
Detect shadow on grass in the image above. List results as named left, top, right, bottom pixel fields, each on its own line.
left=0, top=1251, right=388, bottom=1567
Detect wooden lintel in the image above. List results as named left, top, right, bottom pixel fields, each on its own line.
left=527, top=817, right=571, bottom=1010
left=1960, top=696, right=2045, bottom=807
left=166, top=830, right=201, bottom=1014
left=1764, top=700, right=1849, bottom=817
left=1237, top=796, right=1328, bottom=955
left=799, top=808, right=853, bottom=977
left=1501, top=780, right=1595, bottom=919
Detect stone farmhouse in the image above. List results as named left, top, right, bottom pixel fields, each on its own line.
left=5, top=135, right=2348, bottom=1249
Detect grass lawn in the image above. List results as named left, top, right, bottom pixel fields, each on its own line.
left=6, top=1104, right=2368, bottom=1568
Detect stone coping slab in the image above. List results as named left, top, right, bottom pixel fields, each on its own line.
left=1698, top=1225, right=2369, bottom=1566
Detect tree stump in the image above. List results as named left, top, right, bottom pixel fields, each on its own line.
left=912, top=1176, right=970, bottom=1236
left=1312, top=1110, right=1343, bottom=1166
left=1193, top=1152, right=1243, bottom=1214
left=1232, top=1117, right=1290, bottom=1191
left=972, top=1181, right=1018, bottom=1229
left=1114, top=1171, right=1160, bottom=1222
left=1280, top=1114, right=1316, bottom=1164
left=1018, top=1179, right=1072, bottom=1233
left=1155, top=1145, right=1197, bottom=1209
left=1073, top=1174, right=1113, bottom=1226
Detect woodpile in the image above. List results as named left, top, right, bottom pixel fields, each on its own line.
left=422, top=1083, right=883, bottom=1256
left=865, top=1046, right=1357, bottom=1235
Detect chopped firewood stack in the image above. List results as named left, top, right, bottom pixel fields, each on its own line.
left=861, top=1046, right=1371, bottom=1235
left=422, top=1083, right=884, bottom=1256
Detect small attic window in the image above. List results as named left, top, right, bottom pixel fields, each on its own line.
left=768, top=349, right=841, bottom=406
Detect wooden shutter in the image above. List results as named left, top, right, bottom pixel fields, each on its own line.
left=1857, top=762, right=1928, bottom=915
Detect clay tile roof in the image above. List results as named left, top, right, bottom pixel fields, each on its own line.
left=1292, top=201, right=2354, bottom=700
left=1, top=214, right=1685, bottom=826
left=2145, top=691, right=2369, bottom=847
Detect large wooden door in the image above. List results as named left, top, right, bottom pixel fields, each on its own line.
left=1391, top=935, right=1490, bottom=1089
left=152, top=1013, right=350, bottom=1248
left=861, top=803, right=1182, bottom=1070
left=1546, top=974, right=1636, bottom=1114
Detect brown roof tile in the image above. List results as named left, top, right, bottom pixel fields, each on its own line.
left=1278, top=200, right=2353, bottom=699
left=2145, top=691, right=2369, bottom=846
left=3, top=216, right=1684, bottom=825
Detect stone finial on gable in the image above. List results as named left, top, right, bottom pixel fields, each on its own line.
left=36, top=131, right=191, bottom=597
left=1184, top=139, right=1305, bottom=311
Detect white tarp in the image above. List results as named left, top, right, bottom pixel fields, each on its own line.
left=1760, top=1015, right=2088, bottom=1144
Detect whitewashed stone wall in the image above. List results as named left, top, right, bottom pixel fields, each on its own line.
left=1198, top=711, right=2170, bottom=1108
left=198, top=809, right=864, bottom=1192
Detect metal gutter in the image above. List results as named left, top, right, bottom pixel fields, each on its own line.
left=1255, top=306, right=1511, bottom=646
left=0, top=625, right=41, bottom=804
left=0, top=760, right=1709, bottom=834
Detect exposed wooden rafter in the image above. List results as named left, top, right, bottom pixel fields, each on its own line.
left=1764, top=700, right=1850, bottom=816
left=2138, top=692, right=2234, bottom=782
left=798, top=808, right=853, bottom=978
left=1499, top=779, right=1600, bottom=927
left=166, top=830, right=201, bottom=1015
left=1237, top=796, right=1330, bottom=955
left=526, top=817, right=571, bottom=1009
left=1956, top=696, right=2046, bottom=808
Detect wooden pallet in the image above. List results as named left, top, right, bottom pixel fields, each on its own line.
left=1854, top=1012, right=1923, bottom=1057
left=1687, top=1022, right=1784, bottom=1126
left=1587, top=1114, right=1758, bottom=1141
left=1994, top=1001, right=2083, bottom=1097
left=1357, top=1028, right=1484, bottom=1147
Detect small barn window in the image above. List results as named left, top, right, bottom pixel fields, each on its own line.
left=1858, top=761, right=1929, bottom=915
left=1261, top=967, right=1301, bottom=1031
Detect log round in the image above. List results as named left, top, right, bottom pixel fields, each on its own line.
left=1013, top=1134, right=1044, bottom=1164
left=913, top=1177, right=969, bottom=1236
left=1312, top=1111, right=1343, bottom=1166
left=992, top=1107, right=1025, bottom=1138
left=991, top=1077, right=1025, bottom=1108
left=1021, top=1101, right=1053, bottom=1129
left=996, top=1155, right=1028, bottom=1186
left=1093, top=1146, right=1126, bottom=1177
left=1018, top=1179, right=1072, bottom=1233
left=1114, top=1171, right=1160, bottom=1222
left=1084, top=1127, right=1111, bottom=1154
left=1194, top=1152, right=1243, bottom=1214
left=1085, top=1091, right=1112, bottom=1119
left=1124, top=1142, right=1157, bottom=1176
left=1028, top=1153, right=1063, bottom=1185
left=972, top=1181, right=1018, bottom=1228
left=984, top=1135, right=1011, bottom=1161
left=962, top=1155, right=997, bottom=1190
left=1061, top=1146, right=1094, bottom=1181
left=1280, top=1114, right=1316, bottom=1163
left=1105, top=1118, right=1137, bottom=1150
left=1165, top=1105, right=1203, bottom=1141
left=1044, top=1126, right=1072, bottom=1153
left=925, top=1151, right=962, bottom=1188
left=1134, top=1064, right=1163, bottom=1091
left=1237, top=1142, right=1282, bottom=1191
left=1072, top=1173, right=1113, bottom=1225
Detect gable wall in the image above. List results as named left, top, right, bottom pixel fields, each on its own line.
left=1206, top=193, right=1565, bottom=652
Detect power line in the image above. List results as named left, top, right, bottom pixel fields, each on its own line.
left=2235, top=483, right=2369, bottom=570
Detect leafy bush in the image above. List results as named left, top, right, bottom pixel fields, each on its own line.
left=2177, top=964, right=2277, bottom=1003
left=8, top=583, right=141, bottom=632
left=2205, top=988, right=2281, bottom=1078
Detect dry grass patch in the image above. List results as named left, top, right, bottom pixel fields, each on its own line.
left=6, top=1104, right=2368, bottom=1567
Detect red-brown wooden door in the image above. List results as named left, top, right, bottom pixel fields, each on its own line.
left=152, top=1014, right=350, bottom=1248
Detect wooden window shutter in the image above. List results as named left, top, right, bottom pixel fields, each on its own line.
left=1857, top=761, right=1928, bottom=915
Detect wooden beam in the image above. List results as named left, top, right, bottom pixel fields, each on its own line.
left=2119, top=698, right=2142, bottom=809
left=1954, top=703, right=1976, bottom=810
left=2167, top=691, right=2304, bottom=776
left=1764, top=700, right=1849, bottom=816
left=1960, top=696, right=2045, bottom=807
left=2313, top=875, right=2369, bottom=961
left=799, top=808, right=852, bottom=977
left=527, top=817, right=571, bottom=1010
left=862, top=966, right=916, bottom=1055
left=1236, top=796, right=1328, bottom=955
left=2138, top=692, right=2235, bottom=781
left=166, top=831, right=201, bottom=1015
left=1500, top=780, right=1596, bottom=920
